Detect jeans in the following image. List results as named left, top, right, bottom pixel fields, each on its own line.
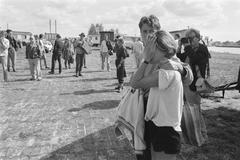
left=51, top=54, right=62, bottom=73
left=76, top=54, right=84, bottom=75
left=100, top=52, right=110, bottom=71
left=0, top=55, right=8, bottom=81
left=7, top=47, right=16, bottom=70
left=28, top=58, right=41, bottom=79
left=116, top=59, right=125, bottom=84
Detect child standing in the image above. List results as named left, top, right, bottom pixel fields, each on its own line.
left=115, top=37, right=127, bottom=92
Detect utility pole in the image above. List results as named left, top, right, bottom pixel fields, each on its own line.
left=49, top=20, right=51, bottom=34
left=55, top=20, right=57, bottom=34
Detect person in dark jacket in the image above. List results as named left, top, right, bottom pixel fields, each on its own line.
left=74, top=33, right=87, bottom=77
left=114, top=37, right=127, bottom=92
left=49, top=34, right=64, bottom=74
left=6, top=29, right=18, bottom=72
left=177, top=28, right=210, bottom=91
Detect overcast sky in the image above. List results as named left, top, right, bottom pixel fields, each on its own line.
left=0, top=0, right=239, bottom=41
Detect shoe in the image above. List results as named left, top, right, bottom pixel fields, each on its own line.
left=13, top=68, right=16, bottom=72
left=48, top=71, right=54, bottom=74
left=115, top=86, right=120, bottom=90
left=79, top=73, right=83, bottom=76
left=37, top=77, right=42, bottom=81
left=84, top=66, right=87, bottom=68
left=75, top=75, right=79, bottom=77
left=30, top=78, right=36, bottom=81
left=7, top=67, right=10, bottom=72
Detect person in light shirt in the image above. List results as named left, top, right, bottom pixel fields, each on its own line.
left=100, top=35, right=112, bottom=71
left=130, top=14, right=193, bottom=160
left=132, top=37, right=144, bottom=68
left=0, top=31, right=9, bottom=82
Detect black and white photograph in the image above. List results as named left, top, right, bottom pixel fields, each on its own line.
left=0, top=0, right=240, bottom=159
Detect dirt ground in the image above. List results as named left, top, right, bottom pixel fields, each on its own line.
left=0, top=48, right=240, bottom=160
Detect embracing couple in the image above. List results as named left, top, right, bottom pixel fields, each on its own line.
left=129, top=15, right=194, bottom=160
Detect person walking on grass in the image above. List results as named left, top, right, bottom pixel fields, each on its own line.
left=100, top=35, right=112, bottom=71
left=132, top=37, right=144, bottom=68
left=26, top=36, right=42, bottom=81
left=49, top=34, right=64, bottom=74
left=74, top=33, right=87, bottom=77
left=39, top=34, right=49, bottom=70
left=0, top=31, right=9, bottom=82
left=6, top=29, right=18, bottom=72
left=63, top=38, right=73, bottom=69
left=114, top=37, right=128, bottom=92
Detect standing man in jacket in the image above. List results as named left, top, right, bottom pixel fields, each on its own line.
left=0, top=31, right=9, bottom=81
left=6, top=29, right=18, bottom=72
left=74, top=33, right=87, bottom=77
left=49, top=34, right=64, bottom=74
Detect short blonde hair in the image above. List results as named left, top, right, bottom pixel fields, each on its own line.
left=155, top=30, right=177, bottom=58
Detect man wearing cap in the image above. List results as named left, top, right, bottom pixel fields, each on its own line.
left=6, top=29, right=18, bottom=72
left=74, top=33, right=87, bottom=77
left=0, top=31, right=10, bottom=81
left=49, top=34, right=64, bottom=74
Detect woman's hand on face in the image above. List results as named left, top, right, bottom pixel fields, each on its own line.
left=144, top=34, right=157, bottom=63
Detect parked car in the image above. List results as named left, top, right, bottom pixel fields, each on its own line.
left=43, top=40, right=53, bottom=53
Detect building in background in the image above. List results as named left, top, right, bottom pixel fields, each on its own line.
left=88, top=34, right=100, bottom=47
left=44, top=33, right=58, bottom=44
left=169, top=29, right=188, bottom=38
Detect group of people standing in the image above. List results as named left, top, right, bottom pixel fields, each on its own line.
left=114, top=14, right=210, bottom=160
left=0, top=29, right=20, bottom=82
left=49, top=33, right=90, bottom=77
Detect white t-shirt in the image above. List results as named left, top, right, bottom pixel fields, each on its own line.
left=132, top=41, right=144, bottom=56
left=145, top=69, right=183, bottom=131
left=100, top=40, right=108, bottom=53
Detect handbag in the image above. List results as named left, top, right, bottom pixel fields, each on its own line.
left=69, top=55, right=74, bottom=64
left=115, top=87, right=146, bottom=153
left=181, top=100, right=208, bottom=146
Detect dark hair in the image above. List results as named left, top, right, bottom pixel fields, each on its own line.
left=6, top=29, right=12, bottom=33
left=39, top=34, right=44, bottom=39
left=175, top=34, right=180, bottom=38
left=138, top=15, right=161, bottom=30
left=185, top=28, right=200, bottom=40
left=56, top=34, right=61, bottom=38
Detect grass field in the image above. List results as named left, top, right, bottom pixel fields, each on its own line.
left=1, top=48, right=239, bottom=160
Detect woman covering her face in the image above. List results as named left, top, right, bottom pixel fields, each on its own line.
left=131, top=15, right=193, bottom=160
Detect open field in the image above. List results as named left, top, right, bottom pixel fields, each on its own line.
left=0, top=48, right=239, bottom=160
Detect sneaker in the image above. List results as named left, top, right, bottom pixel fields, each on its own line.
left=84, top=66, right=87, bottom=68
left=79, top=73, right=83, bottom=76
left=37, top=77, right=42, bottom=81
left=30, top=78, right=36, bottom=81
left=115, top=86, right=120, bottom=90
